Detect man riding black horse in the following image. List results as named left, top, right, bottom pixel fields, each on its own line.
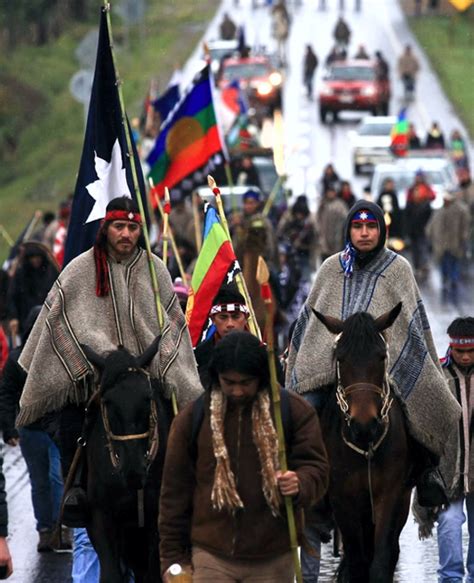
left=17, top=196, right=203, bottom=523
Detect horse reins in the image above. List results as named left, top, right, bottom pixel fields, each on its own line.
left=98, top=367, right=160, bottom=472
left=334, top=333, right=394, bottom=523
left=83, top=367, right=159, bottom=528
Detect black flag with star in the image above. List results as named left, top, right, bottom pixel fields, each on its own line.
left=64, top=7, right=148, bottom=267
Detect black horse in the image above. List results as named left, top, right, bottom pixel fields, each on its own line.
left=314, top=303, right=413, bottom=583
left=81, top=338, right=173, bottom=583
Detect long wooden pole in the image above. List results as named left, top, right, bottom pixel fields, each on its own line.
left=162, top=187, right=171, bottom=268
left=207, top=175, right=261, bottom=340
left=102, top=2, right=178, bottom=416
left=256, top=257, right=302, bottom=583
left=262, top=175, right=285, bottom=218
left=192, top=191, right=203, bottom=253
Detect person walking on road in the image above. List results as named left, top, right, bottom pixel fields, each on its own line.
left=397, top=44, right=420, bottom=100
left=303, top=45, right=318, bottom=99
left=333, top=15, right=351, bottom=49
left=426, top=191, right=470, bottom=303
left=415, top=318, right=474, bottom=583
left=219, top=13, right=237, bottom=40
left=159, top=331, right=329, bottom=582
left=405, top=184, right=433, bottom=282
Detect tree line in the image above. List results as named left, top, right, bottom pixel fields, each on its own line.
left=0, top=0, right=98, bottom=50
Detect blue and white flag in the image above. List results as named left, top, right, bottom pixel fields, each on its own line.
left=64, top=7, right=148, bottom=267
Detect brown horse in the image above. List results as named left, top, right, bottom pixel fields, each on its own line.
left=314, top=303, right=413, bottom=583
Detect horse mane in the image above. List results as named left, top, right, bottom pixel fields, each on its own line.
left=100, top=348, right=145, bottom=394
left=336, top=312, right=386, bottom=365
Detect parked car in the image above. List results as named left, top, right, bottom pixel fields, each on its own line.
left=349, top=115, right=396, bottom=174
left=370, top=156, right=458, bottom=209
left=218, top=55, right=283, bottom=114
left=319, top=60, right=390, bottom=122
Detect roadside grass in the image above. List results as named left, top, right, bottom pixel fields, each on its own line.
left=0, top=0, right=219, bottom=260
left=407, top=14, right=474, bottom=137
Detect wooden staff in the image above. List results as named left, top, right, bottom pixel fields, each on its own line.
left=207, top=175, right=261, bottom=340
left=149, top=179, right=188, bottom=283
left=0, top=225, right=14, bottom=248
left=192, top=191, right=202, bottom=253
left=256, top=256, right=302, bottom=583
left=162, top=187, right=171, bottom=268
left=102, top=1, right=178, bottom=416
left=262, top=175, right=285, bottom=218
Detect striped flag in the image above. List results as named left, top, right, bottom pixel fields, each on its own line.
left=185, top=205, right=238, bottom=346
left=390, top=109, right=409, bottom=157
left=146, top=65, right=227, bottom=203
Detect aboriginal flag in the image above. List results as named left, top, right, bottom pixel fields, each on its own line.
left=147, top=65, right=227, bottom=204
left=64, top=7, right=148, bottom=267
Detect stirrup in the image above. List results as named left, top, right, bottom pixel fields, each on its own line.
left=61, top=486, right=89, bottom=528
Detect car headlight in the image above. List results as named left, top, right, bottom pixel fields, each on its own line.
left=269, top=72, right=282, bottom=86
left=257, top=82, right=273, bottom=96
left=361, top=86, right=376, bottom=97
left=320, top=86, right=334, bottom=96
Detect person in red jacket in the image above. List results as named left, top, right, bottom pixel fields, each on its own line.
left=407, top=170, right=436, bottom=204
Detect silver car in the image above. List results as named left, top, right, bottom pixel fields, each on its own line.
left=350, top=115, right=397, bottom=175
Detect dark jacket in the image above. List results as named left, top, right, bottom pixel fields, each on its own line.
left=405, top=200, right=432, bottom=238
left=159, top=390, right=329, bottom=573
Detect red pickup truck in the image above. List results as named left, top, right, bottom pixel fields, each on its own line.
left=318, top=60, right=390, bottom=123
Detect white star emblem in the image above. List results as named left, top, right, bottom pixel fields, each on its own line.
left=85, top=139, right=131, bottom=223
left=359, top=211, right=368, bottom=221
left=128, top=212, right=134, bottom=220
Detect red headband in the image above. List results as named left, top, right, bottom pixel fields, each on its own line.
left=104, top=210, right=142, bottom=224
left=449, top=337, right=474, bottom=349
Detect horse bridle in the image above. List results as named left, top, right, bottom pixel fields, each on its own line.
left=87, top=367, right=160, bottom=471
left=334, top=332, right=394, bottom=524
left=334, top=332, right=394, bottom=458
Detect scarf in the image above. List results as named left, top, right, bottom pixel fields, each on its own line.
left=209, top=389, right=282, bottom=516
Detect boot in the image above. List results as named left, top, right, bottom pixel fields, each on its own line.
left=412, top=443, right=449, bottom=508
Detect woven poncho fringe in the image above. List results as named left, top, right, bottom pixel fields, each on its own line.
left=286, top=249, right=460, bottom=458
left=17, top=248, right=203, bottom=426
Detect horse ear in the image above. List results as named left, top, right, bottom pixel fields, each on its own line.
left=311, top=308, right=343, bottom=335
left=137, top=336, right=161, bottom=369
left=81, top=344, right=105, bottom=371
left=374, top=302, right=403, bottom=332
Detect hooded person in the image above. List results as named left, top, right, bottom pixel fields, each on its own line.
left=286, top=200, right=461, bottom=507
left=16, top=196, right=203, bottom=523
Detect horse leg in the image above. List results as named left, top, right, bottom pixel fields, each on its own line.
left=334, top=513, right=370, bottom=583
left=87, top=512, right=127, bottom=583
left=369, top=490, right=411, bottom=582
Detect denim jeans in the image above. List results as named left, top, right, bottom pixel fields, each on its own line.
left=19, top=427, right=63, bottom=531
left=72, top=529, right=135, bottom=583
left=440, top=252, right=460, bottom=302
left=72, top=529, right=100, bottom=583
left=437, top=494, right=474, bottom=583
left=301, top=521, right=322, bottom=583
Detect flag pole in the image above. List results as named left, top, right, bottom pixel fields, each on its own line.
left=162, top=187, right=171, bottom=268
left=207, top=175, right=261, bottom=340
left=192, top=191, right=203, bottom=253
left=256, top=256, right=302, bottom=583
left=102, top=2, right=178, bottom=415
left=149, top=180, right=188, bottom=283
left=262, top=175, right=285, bottom=218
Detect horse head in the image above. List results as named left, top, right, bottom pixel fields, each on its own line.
left=81, top=337, right=161, bottom=490
left=313, top=303, right=402, bottom=449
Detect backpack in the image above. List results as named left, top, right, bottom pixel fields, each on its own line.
left=189, top=389, right=293, bottom=461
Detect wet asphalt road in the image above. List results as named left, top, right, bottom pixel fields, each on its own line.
left=4, top=0, right=473, bottom=580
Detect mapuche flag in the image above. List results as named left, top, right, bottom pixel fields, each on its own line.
left=146, top=65, right=227, bottom=204
left=64, top=7, right=148, bottom=267
left=186, top=204, right=237, bottom=346
left=390, top=109, right=409, bottom=157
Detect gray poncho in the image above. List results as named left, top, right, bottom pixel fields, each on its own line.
left=286, top=249, right=460, bottom=457
left=17, top=248, right=203, bottom=426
